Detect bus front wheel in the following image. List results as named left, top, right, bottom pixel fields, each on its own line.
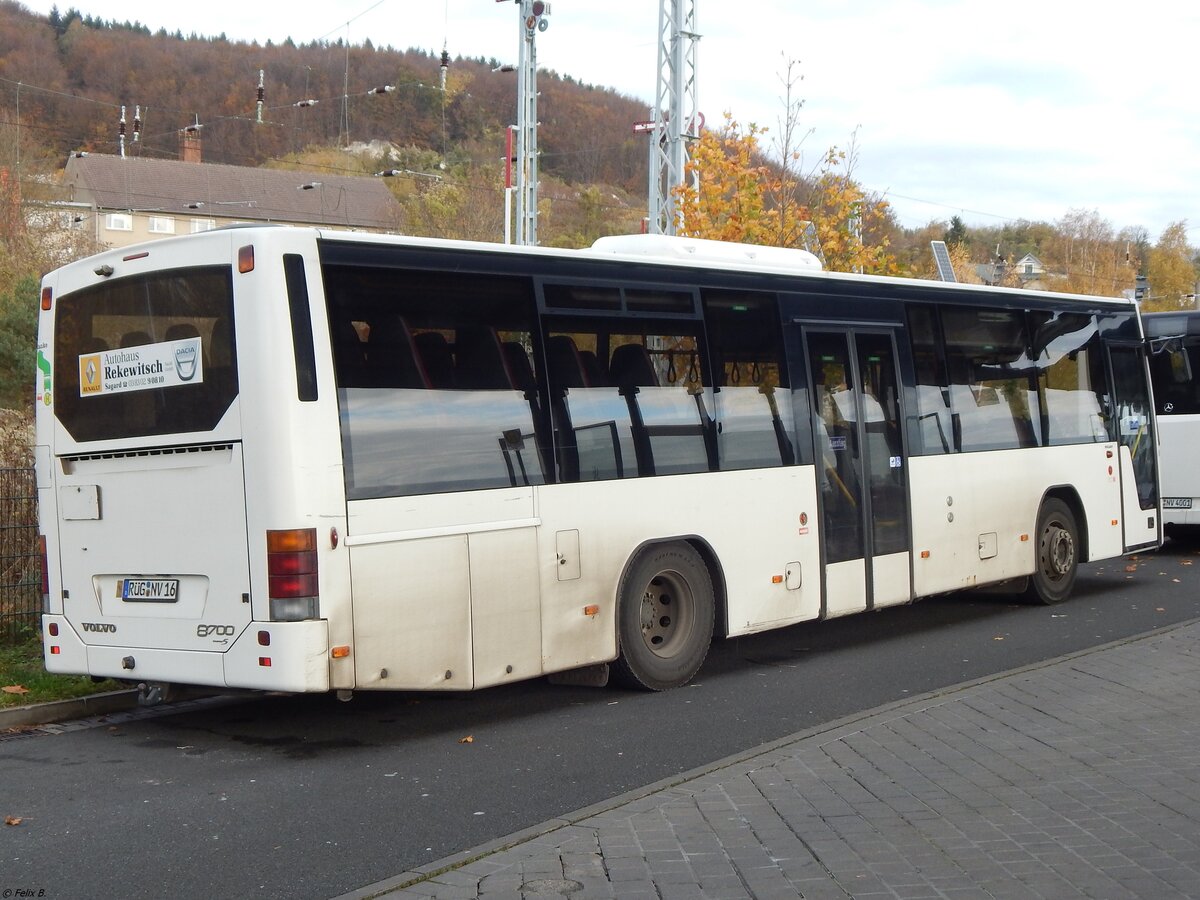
left=613, top=542, right=715, bottom=691
left=1025, top=498, right=1078, bottom=605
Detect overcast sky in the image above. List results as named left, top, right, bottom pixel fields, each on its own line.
left=17, top=0, right=1199, bottom=239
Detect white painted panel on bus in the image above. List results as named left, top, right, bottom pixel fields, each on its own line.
left=59, top=484, right=99, bottom=520
left=1156, top=418, right=1197, bottom=526
left=555, top=529, right=581, bottom=581
left=978, top=533, right=998, bottom=559
left=531, top=466, right=821, bottom=673
left=57, top=444, right=251, bottom=651
left=469, top=528, right=542, bottom=687
left=871, top=552, right=911, bottom=608
left=824, top=558, right=866, bottom=618
left=910, top=444, right=1125, bottom=596
left=348, top=487, right=535, bottom=536
left=351, top=534, right=472, bottom=690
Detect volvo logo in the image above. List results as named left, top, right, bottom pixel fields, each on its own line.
left=82, top=622, right=116, bottom=633
left=197, top=624, right=235, bottom=638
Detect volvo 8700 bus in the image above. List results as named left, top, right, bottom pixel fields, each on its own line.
left=36, top=228, right=1160, bottom=700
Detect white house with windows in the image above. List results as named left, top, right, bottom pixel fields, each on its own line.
left=60, top=152, right=404, bottom=250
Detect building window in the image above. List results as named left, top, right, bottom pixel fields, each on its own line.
left=105, top=213, right=132, bottom=232
left=190, top=218, right=217, bottom=233
left=148, top=216, right=175, bottom=234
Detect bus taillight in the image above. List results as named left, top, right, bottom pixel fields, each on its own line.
left=266, top=528, right=318, bottom=621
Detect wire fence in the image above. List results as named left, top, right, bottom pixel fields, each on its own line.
left=0, top=467, right=40, bottom=644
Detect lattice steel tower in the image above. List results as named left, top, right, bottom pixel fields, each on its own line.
left=648, top=0, right=700, bottom=235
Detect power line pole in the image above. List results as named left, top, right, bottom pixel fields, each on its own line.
left=648, top=0, right=700, bottom=235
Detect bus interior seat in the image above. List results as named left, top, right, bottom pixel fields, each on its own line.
left=454, top=326, right=515, bottom=390
left=578, top=350, right=608, bottom=386
left=367, top=316, right=428, bottom=389
left=414, top=332, right=455, bottom=389
left=165, top=323, right=200, bottom=342
left=609, top=343, right=658, bottom=390
left=81, top=336, right=109, bottom=354
left=503, top=342, right=537, bottom=396
left=119, top=330, right=153, bottom=348
left=546, top=335, right=590, bottom=390
left=332, top=318, right=368, bottom=388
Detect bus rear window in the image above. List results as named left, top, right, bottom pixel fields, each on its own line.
left=52, top=266, right=238, bottom=443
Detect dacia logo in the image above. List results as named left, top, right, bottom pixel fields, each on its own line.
left=81, top=622, right=116, bottom=633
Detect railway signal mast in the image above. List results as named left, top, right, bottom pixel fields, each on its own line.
left=502, top=0, right=551, bottom=246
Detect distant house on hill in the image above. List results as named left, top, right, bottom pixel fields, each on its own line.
left=975, top=252, right=1050, bottom=289
left=60, top=151, right=403, bottom=249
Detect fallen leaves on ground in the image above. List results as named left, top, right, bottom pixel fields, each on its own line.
left=458, top=735, right=474, bottom=744
left=5, top=816, right=23, bottom=826
left=2, top=685, right=29, bottom=695
left=1124, top=564, right=1139, bottom=573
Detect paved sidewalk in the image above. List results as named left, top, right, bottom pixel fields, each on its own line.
left=342, top=620, right=1200, bottom=900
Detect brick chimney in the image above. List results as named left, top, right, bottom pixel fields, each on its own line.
left=179, top=126, right=202, bottom=163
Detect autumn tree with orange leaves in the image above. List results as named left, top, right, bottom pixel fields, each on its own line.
left=675, top=114, right=897, bottom=275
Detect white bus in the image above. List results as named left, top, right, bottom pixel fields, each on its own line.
left=35, top=227, right=1160, bottom=701
left=1144, top=310, right=1200, bottom=533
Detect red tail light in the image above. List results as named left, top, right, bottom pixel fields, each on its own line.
left=266, top=528, right=319, bottom=620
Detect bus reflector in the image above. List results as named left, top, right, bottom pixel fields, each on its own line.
left=266, top=528, right=318, bottom=621
left=238, top=245, right=255, bottom=273
left=50, top=646, right=60, bottom=655
left=49, top=622, right=59, bottom=637
left=1020, top=534, right=1029, bottom=542
left=920, top=550, right=931, bottom=559
left=259, top=657, right=272, bottom=667
left=257, top=630, right=271, bottom=646
left=771, top=575, right=783, bottom=584
left=583, top=604, right=599, bottom=617
left=331, top=645, right=350, bottom=659
left=40, top=287, right=52, bottom=310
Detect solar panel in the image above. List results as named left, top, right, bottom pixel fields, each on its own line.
left=931, top=240, right=957, bottom=282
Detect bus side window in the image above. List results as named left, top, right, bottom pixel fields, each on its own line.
left=700, top=289, right=793, bottom=470
left=544, top=325, right=711, bottom=482
left=325, top=265, right=546, bottom=499
left=1028, top=312, right=1107, bottom=444
left=905, top=304, right=953, bottom=454
left=942, top=306, right=1039, bottom=452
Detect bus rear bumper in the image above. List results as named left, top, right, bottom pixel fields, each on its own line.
left=41, top=615, right=330, bottom=694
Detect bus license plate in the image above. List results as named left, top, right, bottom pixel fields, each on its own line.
left=1163, top=498, right=1193, bottom=509
left=121, top=578, right=180, bottom=602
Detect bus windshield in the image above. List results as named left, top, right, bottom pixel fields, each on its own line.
left=52, top=265, right=238, bottom=443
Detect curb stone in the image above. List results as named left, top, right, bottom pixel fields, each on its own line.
left=0, top=688, right=139, bottom=730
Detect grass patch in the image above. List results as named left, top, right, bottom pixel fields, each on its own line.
left=0, top=632, right=125, bottom=708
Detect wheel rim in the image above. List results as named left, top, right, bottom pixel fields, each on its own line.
left=638, top=569, right=696, bottom=659
left=1039, top=516, right=1075, bottom=584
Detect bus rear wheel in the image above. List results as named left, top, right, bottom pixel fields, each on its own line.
left=1025, top=498, right=1078, bottom=605
left=612, top=542, right=715, bottom=691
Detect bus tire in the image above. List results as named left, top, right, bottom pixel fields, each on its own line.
left=612, top=542, right=715, bottom=691
left=1025, top=498, right=1078, bottom=605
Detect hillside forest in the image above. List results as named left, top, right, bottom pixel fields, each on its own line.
left=0, top=2, right=1197, bottom=418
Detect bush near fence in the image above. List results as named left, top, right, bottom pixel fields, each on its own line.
left=0, top=466, right=40, bottom=643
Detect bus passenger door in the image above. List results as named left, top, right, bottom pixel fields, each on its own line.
left=1108, top=343, right=1161, bottom=550
left=804, top=329, right=912, bottom=616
